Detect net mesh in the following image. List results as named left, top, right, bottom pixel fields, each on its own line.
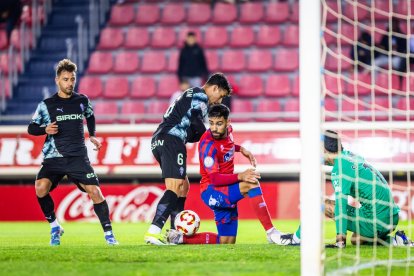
left=320, top=0, right=414, bottom=274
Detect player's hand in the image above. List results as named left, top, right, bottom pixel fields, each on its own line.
left=45, top=121, right=58, bottom=135
left=240, top=147, right=257, bottom=168
left=90, top=136, right=102, bottom=151
left=326, top=235, right=346, bottom=249
left=238, top=168, right=261, bottom=184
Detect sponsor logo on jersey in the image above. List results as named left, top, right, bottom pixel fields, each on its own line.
left=56, top=107, right=64, bottom=113
left=86, top=173, right=96, bottom=178
left=208, top=195, right=219, bottom=207
left=204, top=156, right=214, bottom=168
left=223, top=147, right=235, bottom=162
left=151, top=139, right=164, bottom=150
left=56, top=114, right=84, bottom=121
left=179, top=166, right=184, bottom=176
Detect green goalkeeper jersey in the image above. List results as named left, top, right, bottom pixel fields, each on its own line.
left=331, top=150, right=400, bottom=235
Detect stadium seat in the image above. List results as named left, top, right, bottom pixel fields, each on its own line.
left=324, top=97, right=337, bottom=121
left=283, top=25, right=299, bottom=46
left=256, top=26, right=281, bottom=47
left=177, top=27, right=202, bottom=47
left=340, top=99, right=367, bottom=121
left=131, top=76, right=156, bottom=98
left=346, top=72, right=372, bottom=96
left=373, top=0, right=391, bottom=20
left=292, top=75, right=299, bottom=96
left=340, top=24, right=359, bottom=44
left=265, top=75, right=290, bottom=97
left=344, top=1, right=369, bottom=20
left=231, top=99, right=254, bottom=122
left=204, top=26, right=228, bottom=48
left=370, top=97, right=391, bottom=121
left=0, top=53, right=22, bottom=74
left=283, top=98, right=299, bottom=122
left=324, top=47, right=352, bottom=71
left=325, top=0, right=340, bottom=23
left=256, top=100, right=281, bottom=122
left=205, top=50, right=220, bottom=72
left=187, top=3, right=211, bottom=24
left=401, top=74, right=414, bottom=94
left=240, top=2, right=264, bottom=23
left=230, top=26, right=254, bottom=48
left=396, top=0, right=414, bottom=16
left=161, top=3, right=186, bottom=24
left=290, top=2, right=299, bottom=23
left=264, top=2, right=289, bottom=23
left=323, top=74, right=346, bottom=95
left=238, top=75, right=263, bottom=97
left=109, top=4, right=134, bottom=26
left=78, top=76, right=103, bottom=99
left=274, top=49, right=298, bottom=72
left=395, top=97, right=414, bottom=120
left=97, top=27, right=124, bottom=50
left=135, top=4, right=160, bottom=25
left=114, top=51, right=139, bottom=74
left=157, top=75, right=180, bottom=98
left=151, top=27, right=176, bottom=48
left=0, top=30, right=7, bottom=50
left=167, top=51, right=179, bottom=73
left=221, top=50, right=245, bottom=72
left=124, top=27, right=149, bottom=49
left=146, top=101, right=170, bottom=123
left=247, top=50, right=272, bottom=72
left=119, top=101, right=146, bottom=123
left=94, top=101, right=119, bottom=124
left=375, top=73, right=400, bottom=95
left=141, top=52, right=166, bottom=73
left=10, top=28, right=33, bottom=50
left=212, top=3, right=237, bottom=24
left=103, top=77, right=129, bottom=99
left=87, top=52, right=113, bottom=74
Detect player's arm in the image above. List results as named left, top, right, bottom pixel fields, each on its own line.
left=28, top=102, right=57, bottom=136
left=235, top=145, right=257, bottom=168
left=84, top=98, right=101, bottom=151
left=187, top=97, right=208, bottom=143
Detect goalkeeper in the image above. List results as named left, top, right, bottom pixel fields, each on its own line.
left=279, top=130, right=411, bottom=247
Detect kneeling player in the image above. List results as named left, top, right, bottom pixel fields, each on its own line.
left=167, top=104, right=282, bottom=245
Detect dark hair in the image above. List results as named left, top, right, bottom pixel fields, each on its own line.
left=205, top=72, right=232, bottom=96
left=324, top=130, right=343, bottom=153
left=56, top=59, right=77, bottom=76
left=187, top=31, right=196, bottom=37
left=208, top=104, right=230, bottom=120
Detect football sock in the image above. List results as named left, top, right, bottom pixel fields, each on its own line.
left=37, top=194, right=56, bottom=223
left=170, top=197, right=186, bottom=229
left=183, top=232, right=219, bottom=244
left=150, top=190, right=178, bottom=231
left=148, top=224, right=162, bottom=234
left=93, top=200, right=112, bottom=232
left=295, top=225, right=301, bottom=239
left=50, top=219, right=61, bottom=229
left=247, top=186, right=274, bottom=231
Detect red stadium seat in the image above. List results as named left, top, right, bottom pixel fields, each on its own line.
left=247, top=50, right=273, bottom=72
left=230, top=26, right=254, bottom=48
left=0, top=30, right=7, bottom=50
left=124, top=27, right=149, bottom=49
left=161, top=3, right=186, bottom=24
left=395, top=97, right=414, bottom=120
left=370, top=97, right=391, bottom=121
left=373, top=0, right=391, bottom=20
left=177, top=27, right=202, bottom=47
left=256, top=100, right=281, bottom=122
left=292, top=75, right=299, bottom=96
left=324, top=47, right=352, bottom=71
left=0, top=53, right=22, bottom=74
left=87, top=52, right=113, bottom=74
left=340, top=24, right=360, bottom=44
left=141, top=52, right=166, bottom=73
left=290, top=2, right=299, bottom=23
left=375, top=73, right=400, bottom=95
left=238, top=75, right=263, bottom=97
left=396, top=0, right=414, bottom=16
left=94, top=101, right=119, bottom=124
left=119, top=101, right=146, bottom=123
left=205, top=50, right=220, bottom=72
left=325, top=0, right=340, bottom=23
left=97, top=27, right=124, bottom=50
left=131, top=76, right=156, bottom=98
left=265, top=2, right=289, bottom=23
left=114, top=51, right=139, bottom=74
left=346, top=72, right=372, bottom=96
left=109, top=5, right=134, bottom=26
left=283, top=98, right=299, bottom=122
left=231, top=99, right=254, bottom=122
left=146, top=101, right=170, bottom=123
left=212, top=3, right=237, bottom=24
left=151, top=27, right=176, bottom=48
left=344, top=1, right=369, bottom=20
left=324, top=98, right=337, bottom=121
left=265, top=75, right=290, bottom=97
left=157, top=76, right=180, bottom=98
left=135, top=4, right=160, bottom=25
left=10, top=28, right=33, bottom=50
left=187, top=3, right=211, bottom=24
left=221, top=50, right=245, bottom=72
left=256, top=26, right=281, bottom=47
left=401, top=74, right=414, bottom=94
left=240, top=2, right=264, bottom=23
left=274, top=49, right=298, bottom=72
left=167, top=51, right=179, bottom=73
left=204, top=26, right=228, bottom=48
left=103, top=77, right=129, bottom=99
left=323, top=74, right=346, bottom=95
left=340, top=99, right=367, bottom=121
left=78, top=76, right=103, bottom=99
left=283, top=25, right=299, bottom=46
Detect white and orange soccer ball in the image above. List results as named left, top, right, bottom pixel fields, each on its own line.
left=174, top=210, right=200, bottom=236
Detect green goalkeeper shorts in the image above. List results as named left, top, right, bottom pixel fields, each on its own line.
left=346, top=205, right=399, bottom=238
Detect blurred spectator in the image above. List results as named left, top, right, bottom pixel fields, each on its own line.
left=178, top=31, right=209, bottom=87
left=169, top=80, right=190, bottom=105
left=0, top=0, right=22, bottom=43
left=350, top=31, right=374, bottom=72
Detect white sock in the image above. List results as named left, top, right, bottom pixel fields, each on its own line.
left=104, top=230, right=113, bottom=236
left=266, top=227, right=280, bottom=235
left=50, top=219, right=60, bottom=229
left=293, top=233, right=301, bottom=243
left=148, top=224, right=162, bottom=234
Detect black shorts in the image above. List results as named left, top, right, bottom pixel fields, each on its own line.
left=151, top=133, right=187, bottom=179
left=36, top=156, right=99, bottom=192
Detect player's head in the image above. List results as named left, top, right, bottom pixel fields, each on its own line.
left=185, top=31, right=197, bottom=46
left=324, top=130, right=343, bottom=165
left=208, top=104, right=230, bottom=139
left=55, top=59, right=77, bottom=96
left=203, top=73, right=232, bottom=105
left=179, top=80, right=190, bottom=92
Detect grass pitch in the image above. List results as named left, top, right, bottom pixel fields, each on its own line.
left=0, top=220, right=413, bottom=275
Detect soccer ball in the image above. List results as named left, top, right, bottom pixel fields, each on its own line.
left=174, top=210, right=200, bottom=236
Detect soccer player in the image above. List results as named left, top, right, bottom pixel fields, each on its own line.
left=167, top=104, right=282, bottom=245
left=28, top=59, right=118, bottom=246
left=278, top=130, right=411, bottom=247
left=145, top=73, right=232, bottom=245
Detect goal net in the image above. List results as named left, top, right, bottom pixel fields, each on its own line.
left=302, top=0, right=414, bottom=274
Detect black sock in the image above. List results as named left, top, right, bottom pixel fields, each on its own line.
left=93, top=200, right=112, bottom=232
left=37, top=194, right=56, bottom=223
left=170, top=197, right=186, bottom=229
left=151, top=190, right=178, bottom=229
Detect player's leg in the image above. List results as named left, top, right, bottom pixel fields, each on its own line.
left=170, top=176, right=190, bottom=229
